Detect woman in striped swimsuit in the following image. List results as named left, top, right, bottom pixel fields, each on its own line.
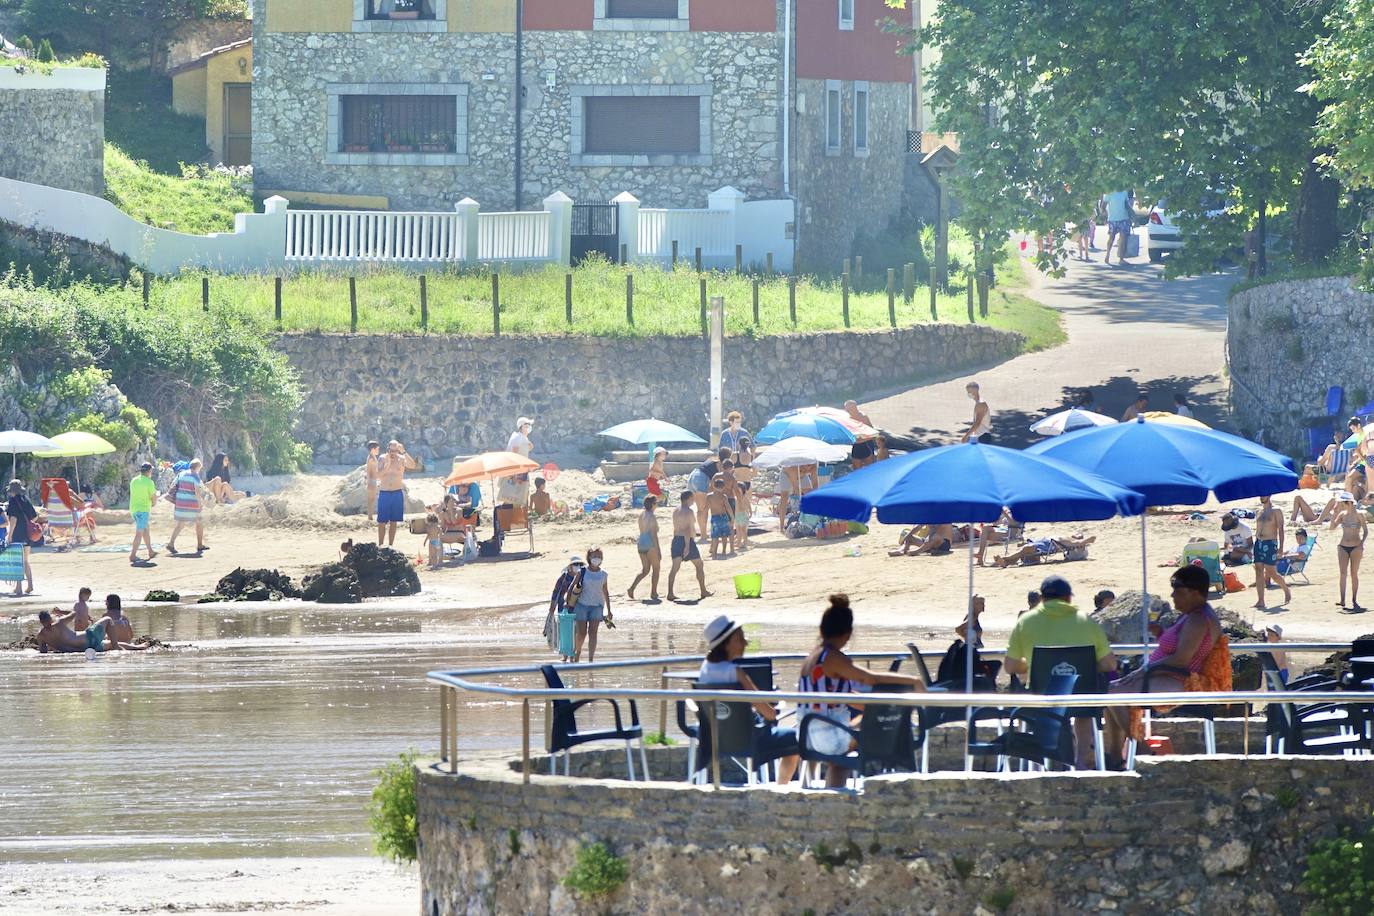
left=167, top=458, right=207, bottom=555
left=798, top=594, right=925, bottom=787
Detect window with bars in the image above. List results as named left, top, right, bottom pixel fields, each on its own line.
left=606, top=0, right=680, bottom=16
left=339, top=95, right=456, bottom=153
left=365, top=0, right=437, bottom=20
left=583, top=96, right=701, bottom=155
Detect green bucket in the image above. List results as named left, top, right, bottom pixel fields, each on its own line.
left=733, top=572, right=763, bottom=599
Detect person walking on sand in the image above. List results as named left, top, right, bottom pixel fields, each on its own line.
left=364, top=441, right=380, bottom=523
left=166, top=459, right=207, bottom=556
left=128, top=461, right=158, bottom=565
left=375, top=440, right=419, bottom=547
left=960, top=382, right=991, bottom=443
left=667, top=490, right=709, bottom=602
left=627, top=495, right=662, bottom=602
left=706, top=473, right=733, bottom=558
left=1332, top=493, right=1367, bottom=612
left=507, top=417, right=534, bottom=459
left=1253, top=495, right=1291, bottom=609
left=571, top=547, right=613, bottom=663
left=4, top=480, right=38, bottom=596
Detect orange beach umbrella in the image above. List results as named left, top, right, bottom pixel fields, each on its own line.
left=444, top=451, right=538, bottom=486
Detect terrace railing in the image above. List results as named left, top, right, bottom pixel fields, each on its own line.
left=285, top=209, right=466, bottom=263
left=428, top=642, right=1369, bottom=784
left=637, top=208, right=731, bottom=260
left=477, top=209, right=552, bottom=262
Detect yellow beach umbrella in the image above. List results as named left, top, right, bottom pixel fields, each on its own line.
left=45, top=430, right=117, bottom=492
left=1141, top=411, right=1210, bottom=430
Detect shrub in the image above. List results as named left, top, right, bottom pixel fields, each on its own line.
left=563, top=842, right=628, bottom=899
left=643, top=732, right=676, bottom=747
left=16, top=35, right=32, bottom=50
left=984, top=886, right=1016, bottom=912
left=1305, top=819, right=1374, bottom=914
left=35, top=38, right=53, bottom=62
left=367, top=750, right=418, bottom=864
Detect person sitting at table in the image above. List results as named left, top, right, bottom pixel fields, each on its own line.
left=698, top=615, right=799, bottom=784
left=797, top=594, right=926, bottom=787
left=1103, top=565, right=1226, bottom=768
left=1003, top=575, right=1117, bottom=769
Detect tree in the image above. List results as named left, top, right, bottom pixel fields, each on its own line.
left=22, top=0, right=247, bottom=71
left=35, top=37, right=54, bottom=62
left=16, top=35, right=33, bottom=51
left=892, top=0, right=1340, bottom=277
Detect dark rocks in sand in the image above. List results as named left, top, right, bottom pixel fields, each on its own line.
left=1301, top=632, right=1374, bottom=682
left=198, top=567, right=302, bottom=603
left=302, top=543, right=419, bottom=604
left=143, top=589, right=181, bottom=603
left=3, top=634, right=39, bottom=650
left=1091, top=590, right=1172, bottom=644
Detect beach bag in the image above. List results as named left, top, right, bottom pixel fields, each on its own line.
left=557, top=609, right=577, bottom=658
left=1223, top=571, right=1245, bottom=593
left=1065, top=546, right=1090, bottom=561
left=1124, top=232, right=1140, bottom=259
left=25, top=518, right=42, bottom=543
left=566, top=568, right=585, bottom=602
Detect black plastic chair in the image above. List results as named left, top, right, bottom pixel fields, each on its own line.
left=908, top=642, right=1001, bottom=771
left=798, top=684, right=920, bottom=788
left=675, top=699, right=701, bottom=780
left=1030, top=645, right=1110, bottom=767
left=540, top=665, right=647, bottom=780
left=1258, top=657, right=1368, bottom=756
left=734, top=656, right=774, bottom=691
left=1342, top=638, right=1374, bottom=689
left=967, top=673, right=1078, bottom=771
left=692, top=683, right=796, bottom=786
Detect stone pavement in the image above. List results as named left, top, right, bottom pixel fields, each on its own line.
left=863, top=241, right=1236, bottom=449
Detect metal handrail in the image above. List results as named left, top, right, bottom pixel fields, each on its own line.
left=427, top=641, right=1366, bottom=783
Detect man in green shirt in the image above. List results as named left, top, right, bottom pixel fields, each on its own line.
left=1004, top=575, right=1117, bottom=769
left=128, top=462, right=158, bottom=565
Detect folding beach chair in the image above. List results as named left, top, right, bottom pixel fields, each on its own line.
left=1279, top=535, right=1317, bottom=586
left=39, top=478, right=79, bottom=544
left=1182, top=540, right=1224, bottom=597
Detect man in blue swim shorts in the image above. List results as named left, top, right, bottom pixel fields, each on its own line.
left=375, top=440, right=419, bottom=547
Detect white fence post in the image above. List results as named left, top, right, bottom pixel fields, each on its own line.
left=258, top=195, right=290, bottom=271
left=707, top=186, right=745, bottom=268
left=456, top=198, right=479, bottom=266
left=543, top=191, right=573, bottom=267
left=612, top=191, right=640, bottom=262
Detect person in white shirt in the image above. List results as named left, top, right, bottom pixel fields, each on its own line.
left=507, top=417, right=533, bottom=458
left=1174, top=393, right=1193, bottom=419
left=1221, top=513, right=1253, bottom=566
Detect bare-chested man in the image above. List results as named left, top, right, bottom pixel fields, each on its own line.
left=960, top=382, right=992, bottom=443
left=627, top=495, right=661, bottom=601
left=1253, top=495, right=1291, bottom=609
left=34, top=602, right=146, bottom=653
left=667, top=491, right=709, bottom=602
left=375, top=440, right=420, bottom=547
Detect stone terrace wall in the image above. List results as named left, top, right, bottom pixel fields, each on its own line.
left=1229, top=276, right=1374, bottom=457
left=274, top=324, right=1022, bottom=465
left=0, top=67, right=105, bottom=196
left=418, top=751, right=1374, bottom=915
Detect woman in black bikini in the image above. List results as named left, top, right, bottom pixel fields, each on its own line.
left=1332, top=496, right=1368, bottom=611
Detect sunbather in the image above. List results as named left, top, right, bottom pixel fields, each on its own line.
left=993, top=534, right=1096, bottom=568
left=889, top=524, right=955, bottom=557
left=1290, top=493, right=1340, bottom=526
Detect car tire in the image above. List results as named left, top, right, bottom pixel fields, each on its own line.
left=1148, top=249, right=1164, bottom=263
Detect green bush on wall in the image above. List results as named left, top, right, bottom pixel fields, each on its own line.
left=367, top=750, right=418, bottom=864
left=563, top=842, right=628, bottom=899
left=1303, top=817, right=1374, bottom=915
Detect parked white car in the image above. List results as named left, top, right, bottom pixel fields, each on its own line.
left=1144, top=195, right=1228, bottom=262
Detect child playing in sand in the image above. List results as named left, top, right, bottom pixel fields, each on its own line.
left=71, top=587, right=92, bottom=631
left=530, top=477, right=552, bottom=518
left=425, top=514, right=442, bottom=569
left=706, top=474, right=733, bottom=559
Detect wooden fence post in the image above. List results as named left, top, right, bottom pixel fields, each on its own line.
left=843, top=257, right=851, bottom=279
left=626, top=272, right=634, bottom=326
left=671, top=240, right=678, bottom=267
left=854, top=255, right=863, bottom=289
left=492, top=273, right=501, bottom=337
left=887, top=268, right=896, bottom=328
left=735, top=244, right=743, bottom=273
left=420, top=274, right=428, bottom=331
left=565, top=272, right=573, bottom=324
left=620, top=242, right=628, bottom=265
left=141, top=273, right=150, bottom=307
left=699, top=277, right=708, bottom=336
left=274, top=276, right=282, bottom=328
left=766, top=252, right=774, bottom=275
left=929, top=267, right=938, bottom=320
left=903, top=262, right=915, bottom=303
left=201, top=276, right=209, bottom=312
left=841, top=272, right=850, bottom=329
left=788, top=276, right=797, bottom=326
left=695, top=247, right=702, bottom=273
left=752, top=278, right=760, bottom=325
left=349, top=276, right=357, bottom=331
left=966, top=271, right=975, bottom=323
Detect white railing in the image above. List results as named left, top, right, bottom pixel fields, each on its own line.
left=285, top=210, right=465, bottom=262
left=478, top=210, right=552, bottom=262
left=637, top=208, right=732, bottom=259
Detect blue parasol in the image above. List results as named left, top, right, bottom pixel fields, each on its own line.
left=598, top=419, right=706, bottom=446
left=755, top=413, right=857, bottom=446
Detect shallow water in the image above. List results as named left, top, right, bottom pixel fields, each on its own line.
left=0, top=602, right=834, bottom=864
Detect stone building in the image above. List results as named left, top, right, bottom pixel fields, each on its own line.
left=250, top=0, right=928, bottom=268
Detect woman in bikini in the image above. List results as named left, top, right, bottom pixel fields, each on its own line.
left=797, top=594, right=925, bottom=787
left=1331, top=495, right=1367, bottom=611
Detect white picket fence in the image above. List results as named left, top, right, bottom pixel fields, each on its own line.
left=0, top=175, right=794, bottom=274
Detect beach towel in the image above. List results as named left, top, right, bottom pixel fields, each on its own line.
left=172, top=471, right=202, bottom=521
left=0, top=543, right=23, bottom=582
left=40, top=479, right=78, bottom=531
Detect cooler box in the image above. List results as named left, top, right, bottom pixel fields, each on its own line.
left=1182, top=540, right=1223, bottom=596
left=631, top=483, right=648, bottom=508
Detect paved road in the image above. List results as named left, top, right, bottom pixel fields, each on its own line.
left=863, top=240, right=1236, bottom=449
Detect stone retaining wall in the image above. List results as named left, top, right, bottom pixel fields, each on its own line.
left=0, top=66, right=105, bottom=196
left=274, top=324, right=1022, bottom=465
left=1228, top=276, right=1372, bottom=458
left=418, top=749, right=1374, bottom=915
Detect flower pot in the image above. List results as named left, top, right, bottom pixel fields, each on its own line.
left=386, top=145, right=415, bottom=153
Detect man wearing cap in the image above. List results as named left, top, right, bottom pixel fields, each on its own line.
left=128, top=461, right=159, bottom=565
left=1003, top=575, right=1117, bottom=769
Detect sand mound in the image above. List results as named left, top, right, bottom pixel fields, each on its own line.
left=333, top=467, right=427, bottom=517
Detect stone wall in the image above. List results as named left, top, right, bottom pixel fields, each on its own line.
left=1228, top=276, right=1371, bottom=457
left=418, top=749, right=1374, bottom=915
left=166, top=19, right=253, bottom=72
left=0, top=67, right=105, bottom=196
left=793, top=78, right=909, bottom=273
left=274, top=323, right=1022, bottom=465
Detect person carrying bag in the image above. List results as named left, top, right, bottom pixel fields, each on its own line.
left=544, top=557, right=585, bottom=663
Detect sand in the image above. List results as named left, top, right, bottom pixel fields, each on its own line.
left=5, top=470, right=1364, bottom=649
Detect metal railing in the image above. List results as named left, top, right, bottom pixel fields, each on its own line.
left=427, top=642, right=1369, bottom=784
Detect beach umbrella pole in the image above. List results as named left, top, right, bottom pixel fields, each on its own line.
left=965, top=532, right=975, bottom=772
left=1140, top=513, right=1150, bottom=661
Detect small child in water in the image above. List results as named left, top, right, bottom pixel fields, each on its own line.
left=71, top=587, right=92, bottom=632
left=425, top=514, right=442, bottom=570
left=530, top=477, right=552, bottom=518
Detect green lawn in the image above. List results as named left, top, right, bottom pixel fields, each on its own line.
left=141, top=257, right=1065, bottom=349
left=104, top=144, right=253, bottom=235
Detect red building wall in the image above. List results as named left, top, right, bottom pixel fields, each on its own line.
left=522, top=0, right=774, bottom=31
left=796, top=0, right=913, bottom=83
